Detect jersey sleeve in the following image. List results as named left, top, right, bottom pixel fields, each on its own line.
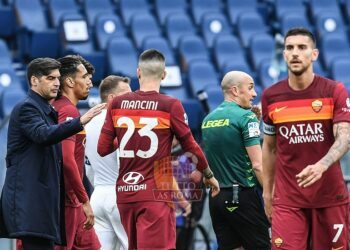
left=170, top=100, right=208, bottom=171
left=98, top=101, right=117, bottom=156
left=58, top=104, right=80, bottom=142
left=332, top=82, right=350, bottom=123
left=241, top=111, right=261, bottom=147
left=261, top=90, right=276, bottom=135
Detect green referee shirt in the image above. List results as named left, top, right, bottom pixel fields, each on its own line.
left=201, top=101, right=260, bottom=188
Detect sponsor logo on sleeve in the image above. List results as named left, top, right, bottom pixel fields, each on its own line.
left=342, top=98, right=350, bottom=112
left=248, top=122, right=260, bottom=137
left=184, top=113, right=188, bottom=125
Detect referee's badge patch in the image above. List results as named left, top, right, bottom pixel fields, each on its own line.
left=248, top=122, right=260, bottom=137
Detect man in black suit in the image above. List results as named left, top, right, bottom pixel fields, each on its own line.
left=0, top=57, right=104, bottom=250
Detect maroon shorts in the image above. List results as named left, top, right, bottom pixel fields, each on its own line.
left=54, top=205, right=101, bottom=250
left=118, top=201, right=176, bottom=250
left=272, top=204, right=349, bottom=250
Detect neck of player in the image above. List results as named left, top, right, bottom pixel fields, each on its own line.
left=288, top=69, right=315, bottom=91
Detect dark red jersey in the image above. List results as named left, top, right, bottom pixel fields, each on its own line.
left=53, top=96, right=88, bottom=207
left=98, top=90, right=208, bottom=203
left=262, top=75, right=350, bottom=208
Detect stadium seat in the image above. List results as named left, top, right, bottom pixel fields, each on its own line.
left=274, top=0, right=305, bottom=21
left=83, top=0, right=115, bottom=27
left=205, top=86, right=223, bottom=111
left=213, top=34, right=248, bottom=71
left=181, top=98, right=205, bottom=138
left=280, top=13, right=312, bottom=36
left=309, top=0, right=341, bottom=20
left=119, top=0, right=150, bottom=26
left=221, top=61, right=253, bottom=80
left=142, top=36, right=176, bottom=66
left=188, top=60, right=219, bottom=96
left=190, top=0, right=222, bottom=25
left=249, top=33, right=275, bottom=71
left=160, top=86, right=190, bottom=101
left=0, top=4, right=16, bottom=38
left=95, top=14, right=125, bottom=51
left=165, top=13, right=196, bottom=49
left=178, top=35, right=210, bottom=71
left=0, top=86, right=26, bottom=119
left=313, top=60, right=327, bottom=77
left=226, top=0, right=258, bottom=25
left=0, top=39, right=12, bottom=66
left=14, top=0, right=59, bottom=59
left=130, top=13, right=161, bottom=48
left=200, top=12, right=231, bottom=48
left=48, top=0, right=80, bottom=27
left=59, top=13, right=105, bottom=83
left=315, top=11, right=346, bottom=40
left=258, top=59, right=288, bottom=88
left=331, top=57, right=350, bottom=91
left=237, top=11, right=269, bottom=48
left=155, top=0, right=187, bottom=26
left=321, top=34, right=350, bottom=70
left=106, top=36, right=138, bottom=88
left=0, top=66, right=22, bottom=89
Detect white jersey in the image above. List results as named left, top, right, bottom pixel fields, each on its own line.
left=85, top=109, right=119, bottom=186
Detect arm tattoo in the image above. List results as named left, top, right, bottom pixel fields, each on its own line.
left=319, top=122, right=350, bottom=167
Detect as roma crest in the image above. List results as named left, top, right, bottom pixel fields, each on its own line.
left=311, top=99, right=323, bottom=113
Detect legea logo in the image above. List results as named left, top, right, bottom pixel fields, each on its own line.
left=122, top=172, right=144, bottom=185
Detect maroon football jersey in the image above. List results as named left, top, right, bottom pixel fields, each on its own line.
left=99, top=90, right=208, bottom=203
left=53, top=96, right=87, bottom=206
left=262, top=75, right=350, bottom=208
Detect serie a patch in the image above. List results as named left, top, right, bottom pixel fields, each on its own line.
left=248, top=122, right=260, bottom=137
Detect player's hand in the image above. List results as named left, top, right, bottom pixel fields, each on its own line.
left=251, top=105, right=261, bottom=121
left=295, top=162, right=328, bottom=188
left=82, top=201, right=94, bottom=230
left=80, top=103, right=106, bottom=125
left=179, top=200, right=192, bottom=217
left=204, top=177, right=220, bottom=197
left=263, top=194, right=273, bottom=223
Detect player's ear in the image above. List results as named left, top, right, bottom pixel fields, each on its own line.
left=137, top=68, right=141, bottom=79
left=311, top=48, right=319, bottom=62
left=161, top=70, right=166, bottom=80
left=31, top=76, right=38, bottom=87
left=66, top=77, right=75, bottom=87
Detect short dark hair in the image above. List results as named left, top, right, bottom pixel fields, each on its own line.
left=65, top=54, right=95, bottom=75
left=284, top=27, right=316, bottom=47
left=27, top=57, right=61, bottom=86
left=57, top=56, right=83, bottom=85
left=99, top=75, right=130, bottom=102
left=138, top=49, right=165, bottom=79
left=139, top=49, right=165, bottom=63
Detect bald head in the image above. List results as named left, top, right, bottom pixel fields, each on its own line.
left=221, top=71, right=253, bottom=95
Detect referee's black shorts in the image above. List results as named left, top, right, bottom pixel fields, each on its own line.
left=209, top=186, right=271, bottom=250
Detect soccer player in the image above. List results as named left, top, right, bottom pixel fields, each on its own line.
left=97, top=49, right=220, bottom=249
left=1, top=57, right=104, bottom=250
left=53, top=56, right=101, bottom=250
left=85, top=75, right=131, bottom=250
left=262, top=27, right=350, bottom=249
left=201, top=71, right=270, bottom=250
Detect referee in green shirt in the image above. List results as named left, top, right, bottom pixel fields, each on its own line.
left=202, top=71, right=270, bottom=250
